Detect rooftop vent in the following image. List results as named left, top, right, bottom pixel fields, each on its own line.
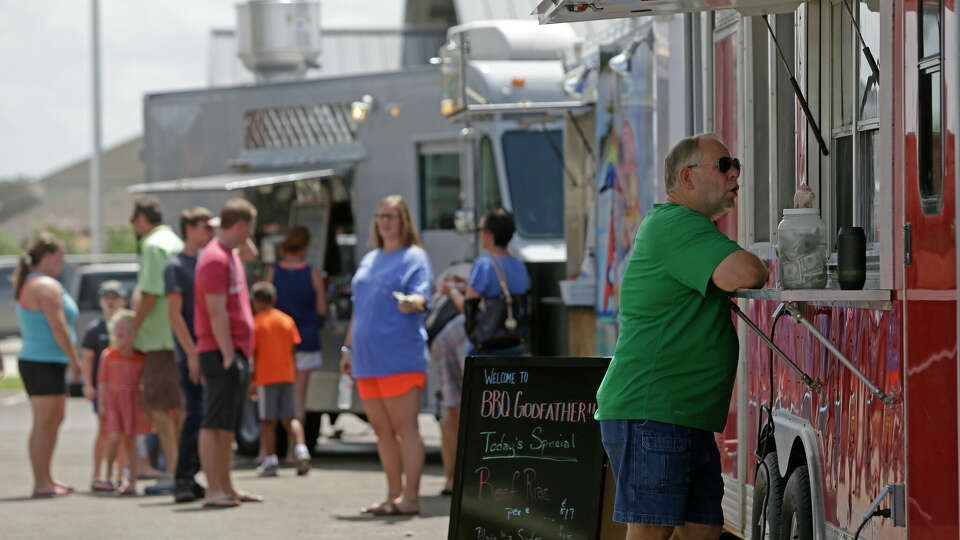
left=236, top=1, right=322, bottom=83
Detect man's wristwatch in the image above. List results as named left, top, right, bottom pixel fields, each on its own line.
left=340, top=345, right=352, bottom=354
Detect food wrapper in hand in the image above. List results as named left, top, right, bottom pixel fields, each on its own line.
left=393, top=291, right=425, bottom=309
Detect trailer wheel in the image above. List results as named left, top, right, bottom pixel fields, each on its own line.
left=752, top=452, right=784, bottom=540
left=777, top=466, right=813, bottom=540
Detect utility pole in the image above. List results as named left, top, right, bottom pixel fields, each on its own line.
left=90, top=0, right=102, bottom=254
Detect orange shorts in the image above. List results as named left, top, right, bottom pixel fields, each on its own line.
left=356, top=372, right=426, bottom=399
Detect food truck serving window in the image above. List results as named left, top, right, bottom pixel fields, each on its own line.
left=827, top=1, right=882, bottom=244
left=502, top=130, right=564, bottom=238
left=785, top=0, right=885, bottom=255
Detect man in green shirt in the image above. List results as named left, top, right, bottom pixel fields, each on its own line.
left=596, top=134, right=768, bottom=540
left=130, top=195, right=185, bottom=495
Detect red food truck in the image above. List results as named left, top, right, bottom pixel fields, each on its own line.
left=537, top=1, right=958, bottom=538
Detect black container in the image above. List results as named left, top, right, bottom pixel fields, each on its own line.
left=837, top=226, right=866, bottom=290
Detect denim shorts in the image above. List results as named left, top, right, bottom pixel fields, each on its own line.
left=600, top=419, right=724, bottom=527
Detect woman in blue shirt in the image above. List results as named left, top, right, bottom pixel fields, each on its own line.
left=340, top=195, right=432, bottom=516
left=13, top=233, right=80, bottom=498
left=442, top=208, right=531, bottom=355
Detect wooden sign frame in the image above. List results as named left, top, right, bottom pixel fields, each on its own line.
left=448, top=356, right=611, bottom=540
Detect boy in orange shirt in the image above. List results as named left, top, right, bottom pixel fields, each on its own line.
left=250, top=281, right=311, bottom=476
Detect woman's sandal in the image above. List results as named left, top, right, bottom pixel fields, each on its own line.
left=91, top=480, right=115, bottom=492
left=361, top=501, right=390, bottom=514
left=31, top=485, right=72, bottom=499
left=203, top=495, right=240, bottom=509
left=234, top=491, right=264, bottom=503
left=370, top=501, right=420, bottom=516
left=361, top=493, right=402, bottom=514
left=53, top=481, right=74, bottom=493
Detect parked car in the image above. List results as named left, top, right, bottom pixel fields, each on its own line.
left=0, top=260, right=17, bottom=339
left=66, top=263, right=139, bottom=394
left=68, top=263, right=139, bottom=336
left=0, top=254, right=138, bottom=338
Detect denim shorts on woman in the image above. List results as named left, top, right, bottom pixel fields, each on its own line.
left=600, top=419, right=724, bottom=527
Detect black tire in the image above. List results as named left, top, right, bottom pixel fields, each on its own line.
left=234, top=397, right=261, bottom=457
left=777, top=466, right=813, bottom=540
left=752, top=453, right=785, bottom=540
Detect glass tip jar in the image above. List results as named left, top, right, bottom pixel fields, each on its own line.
left=776, top=208, right=828, bottom=289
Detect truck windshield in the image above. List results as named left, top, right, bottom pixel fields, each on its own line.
left=501, top=130, right=563, bottom=238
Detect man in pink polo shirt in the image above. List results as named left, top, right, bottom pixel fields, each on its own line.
left=194, top=198, right=261, bottom=508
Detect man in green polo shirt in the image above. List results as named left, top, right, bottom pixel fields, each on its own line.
left=596, top=134, right=768, bottom=540
left=130, top=195, right=185, bottom=495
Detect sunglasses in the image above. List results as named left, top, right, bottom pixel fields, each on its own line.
left=688, top=156, right=741, bottom=173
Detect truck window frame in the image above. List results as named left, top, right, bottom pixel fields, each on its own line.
left=417, top=140, right=462, bottom=231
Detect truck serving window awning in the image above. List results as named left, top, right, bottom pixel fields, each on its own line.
left=127, top=168, right=339, bottom=194
left=534, top=0, right=802, bottom=24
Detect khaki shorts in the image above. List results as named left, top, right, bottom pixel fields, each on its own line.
left=257, top=383, right=296, bottom=421
left=141, top=350, right=185, bottom=411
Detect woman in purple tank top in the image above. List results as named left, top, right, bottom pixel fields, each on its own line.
left=265, top=226, right=327, bottom=459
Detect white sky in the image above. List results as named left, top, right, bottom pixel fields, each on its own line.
left=0, top=0, right=402, bottom=179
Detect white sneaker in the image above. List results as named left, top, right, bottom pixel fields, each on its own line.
left=295, top=449, right=311, bottom=476
left=257, top=461, right=278, bottom=477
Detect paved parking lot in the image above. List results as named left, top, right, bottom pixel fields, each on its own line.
left=0, top=386, right=453, bottom=539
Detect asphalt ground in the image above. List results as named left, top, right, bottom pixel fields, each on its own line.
left=0, top=385, right=454, bottom=539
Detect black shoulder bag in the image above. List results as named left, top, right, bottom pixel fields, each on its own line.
left=463, top=257, right=529, bottom=350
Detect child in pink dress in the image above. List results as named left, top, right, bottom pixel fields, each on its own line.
left=97, top=309, right=153, bottom=496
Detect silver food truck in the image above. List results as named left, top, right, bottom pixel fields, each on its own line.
left=129, top=7, right=575, bottom=452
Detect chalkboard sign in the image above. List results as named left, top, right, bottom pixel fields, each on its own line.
left=449, top=356, right=610, bottom=540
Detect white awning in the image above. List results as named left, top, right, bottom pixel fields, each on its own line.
left=535, top=0, right=802, bottom=24
left=127, top=168, right=338, bottom=194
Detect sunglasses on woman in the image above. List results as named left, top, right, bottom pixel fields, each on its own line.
left=688, top=156, right=741, bottom=173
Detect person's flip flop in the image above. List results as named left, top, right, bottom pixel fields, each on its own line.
left=31, top=486, right=72, bottom=499
left=203, top=495, right=241, bottom=509
left=91, top=480, right=115, bottom=492
left=234, top=491, right=264, bottom=503
left=115, top=486, right=137, bottom=497
left=370, top=501, right=420, bottom=516
left=360, top=501, right=391, bottom=514
left=361, top=493, right=402, bottom=514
